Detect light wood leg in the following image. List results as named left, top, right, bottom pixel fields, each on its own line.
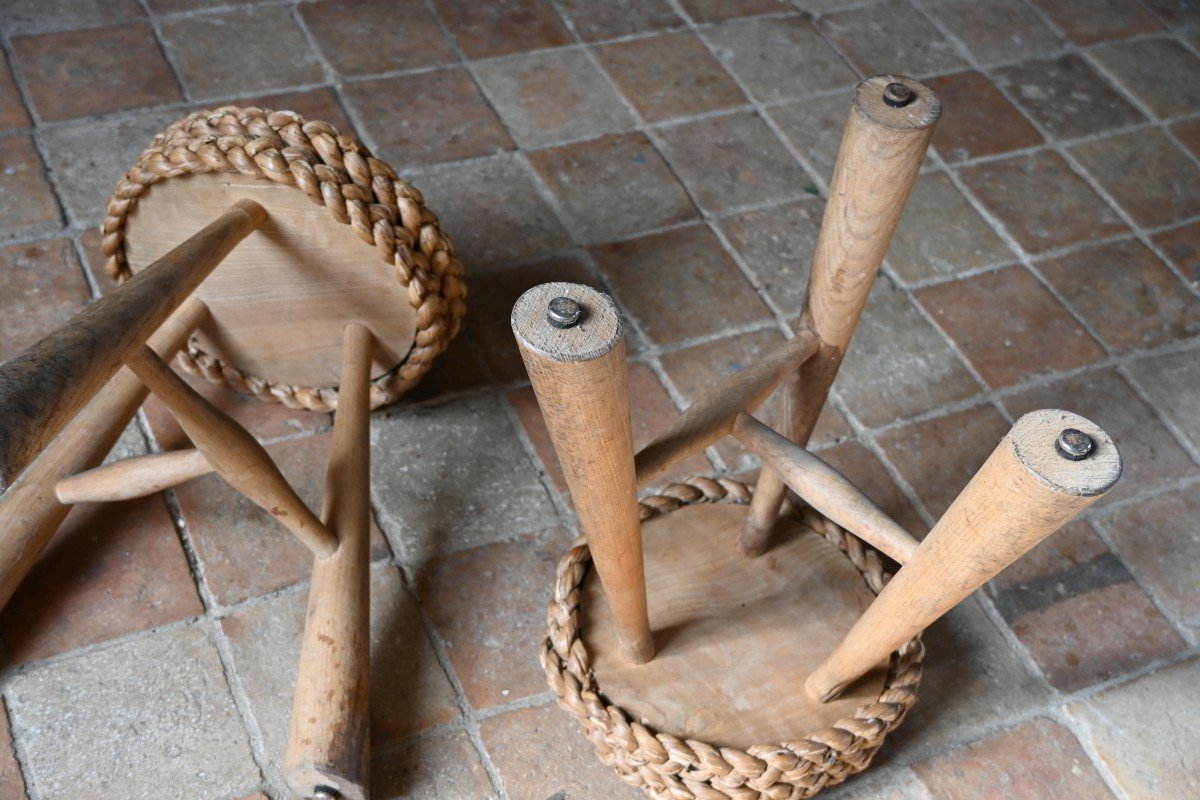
left=806, top=410, right=1122, bottom=702
left=124, top=345, right=337, bottom=558
left=512, top=283, right=653, bottom=665
left=0, top=299, right=208, bottom=611
left=739, top=76, right=940, bottom=557
left=56, top=449, right=213, bottom=504
left=285, top=323, right=374, bottom=800
left=0, top=200, right=265, bottom=488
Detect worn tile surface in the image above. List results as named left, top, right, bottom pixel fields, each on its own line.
left=5, top=2, right=1200, bottom=798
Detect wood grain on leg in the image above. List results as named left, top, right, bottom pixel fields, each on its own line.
left=0, top=200, right=265, bottom=489
left=807, top=410, right=1121, bottom=702
left=124, top=345, right=337, bottom=558
left=55, top=448, right=213, bottom=504
left=513, top=283, right=653, bottom=664
left=740, top=76, right=940, bottom=557
left=285, top=323, right=375, bottom=800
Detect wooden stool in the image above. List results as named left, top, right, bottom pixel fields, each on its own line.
left=0, top=107, right=466, bottom=800
left=512, top=76, right=1123, bottom=799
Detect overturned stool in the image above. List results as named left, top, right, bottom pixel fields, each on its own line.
left=512, top=77, right=1123, bottom=799
left=0, top=107, right=466, bottom=800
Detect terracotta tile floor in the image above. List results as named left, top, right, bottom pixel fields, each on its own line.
left=0, top=0, right=1198, bottom=798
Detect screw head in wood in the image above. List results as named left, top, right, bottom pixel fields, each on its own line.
left=1055, top=428, right=1095, bottom=461
left=547, top=296, right=583, bottom=329
left=882, top=82, right=915, bottom=108
left=308, top=789, right=340, bottom=800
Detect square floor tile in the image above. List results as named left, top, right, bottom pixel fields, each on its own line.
left=916, top=265, right=1105, bottom=387
left=372, top=729, right=494, bottom=799
left=475, top=49, right=634, bottom=148
left=818, top=440, right=927, bottom=537
left=430, top=0, right=571, bottom=59
left=553, top=0, right=682, bottom=41
left=345, top=68, right=513, bottom=166
left=705, top=16, right=857, bottom=104
left=913, top=717, right=1117, bottom=798
left=1071, top=128, right=1200, bottom=228
left=220, top=568, right=459, bottom=761
left=12, top=24, right=179, bottom=122
left=0, top=239, right=89, bottom=363
left=717, top=196, right=824, bottom=317
left=0, top=0, right=143, bottom=35
left=1031, top=0, right=1162, bottom=45
left=0, top=493, right=203, bottom=665
left=1171, top=115, right=1200, bottom=159
left=993, top=54, right=1146, bottom=140
left=595, top=32, right=746, bottom=123
left=6, top=625, right=259, bottom=800
left=1100, top=489, right=1200, bottom=640
left=1124, top=348, right=1200, bottom=450
left=39, top=108, right=177, bottom=224
left=402, top=154, right=572, bottom=271
left=988, top=521, right=1184, bottom=692
left=657, top=328, right=854, bottom=470
left=468, top=255, right=600, bottom=384
left=0, top=52, right=31, bottom=130
left=882, top=599, right=1051, bottom=762
left=959, top=150, right=1127, bottom=254
left=924, top=70, right=1042, bottom=163
left=590, top=224, right=772, bottom=346
left=1153, top=220, right=1200, bottom=289
left=371, top=393, right=557, bottom=563
left=888, top=171, right=1014, bottom=284
left=300, top=0, right=456, bottom=76
left=769, top=92, right=854, bottom=184
left=160, top=6, right=324, bottom=100
left=1036, top=238, right=1200, bottom=353
left=1001, top=368, right=1199, bottom=506
left=655, top=111, right=810, bottom=214
left=174, top=433, right=388, bottom=606
left=1069, top=659, right=1200, bottom=799
left=1089, top=37, right=1200, bottom=120
left=0, top=136, right=61, bottom=238
left=920, top=0, right=1063, bottom=67
left=527, top=132, right=696, bottom=242
left=818, top=0, right=968, bottom=77
left=834, top=281, right=981, bottom=426
left=479, top=703, right=643, bottom=800
left=876, top=404, right=1012, bottom=519
left=415, top=534, right=563, bottom=709
left=678, top=0, right=790, bottom=21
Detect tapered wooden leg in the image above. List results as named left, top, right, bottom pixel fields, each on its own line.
left=124, top=345, right=338, bottom=558
left=285, top=323, right=374, bottom=800
left=739, top=76, right=940, bottom=557
left=0, top=200, right=265, bottom=488
left=512, top=283, right=653, bottom=665
left=56, top=449, right=213, bottom=504
left=806, top=410, right=1122, bottom=702
left=0, top=299, right=208, bottom=611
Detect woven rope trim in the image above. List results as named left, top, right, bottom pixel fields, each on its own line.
left=100, top=106, right=467, bottom=412
left=543, top=477, right=925, bottom=800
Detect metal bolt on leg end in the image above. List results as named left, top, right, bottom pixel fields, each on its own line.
left=1055, top=428, right=1095, bottom=461
left=547, top=296, right=583, bottom=328
left=309, top=789, right=340, bottom=800
left=883, top=82, right=914, bottom=108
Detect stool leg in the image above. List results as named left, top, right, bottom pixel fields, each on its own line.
left=513, top=283, right=653, bottom=665
left=0, top=299, right=208, bottom=611
left=739, top=76, right=940, bottom=557
left=806, top=410, right=1122, bottom=702
left=285, top=323, right=374, bottom=800
left=0, top=200, right=265, bottom=487
left=56, top=449, right=215, bottom=505
left=125, top=345, right=338, bottom=558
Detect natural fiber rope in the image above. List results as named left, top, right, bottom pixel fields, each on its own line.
left=543, top=476, right=924, bottom=800
left=100, top=106, right=467, bottom=412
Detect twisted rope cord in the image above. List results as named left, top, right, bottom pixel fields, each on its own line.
left=100, top=107, right=467, bottom=411
left=543, top=476, right=924, bottom=800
